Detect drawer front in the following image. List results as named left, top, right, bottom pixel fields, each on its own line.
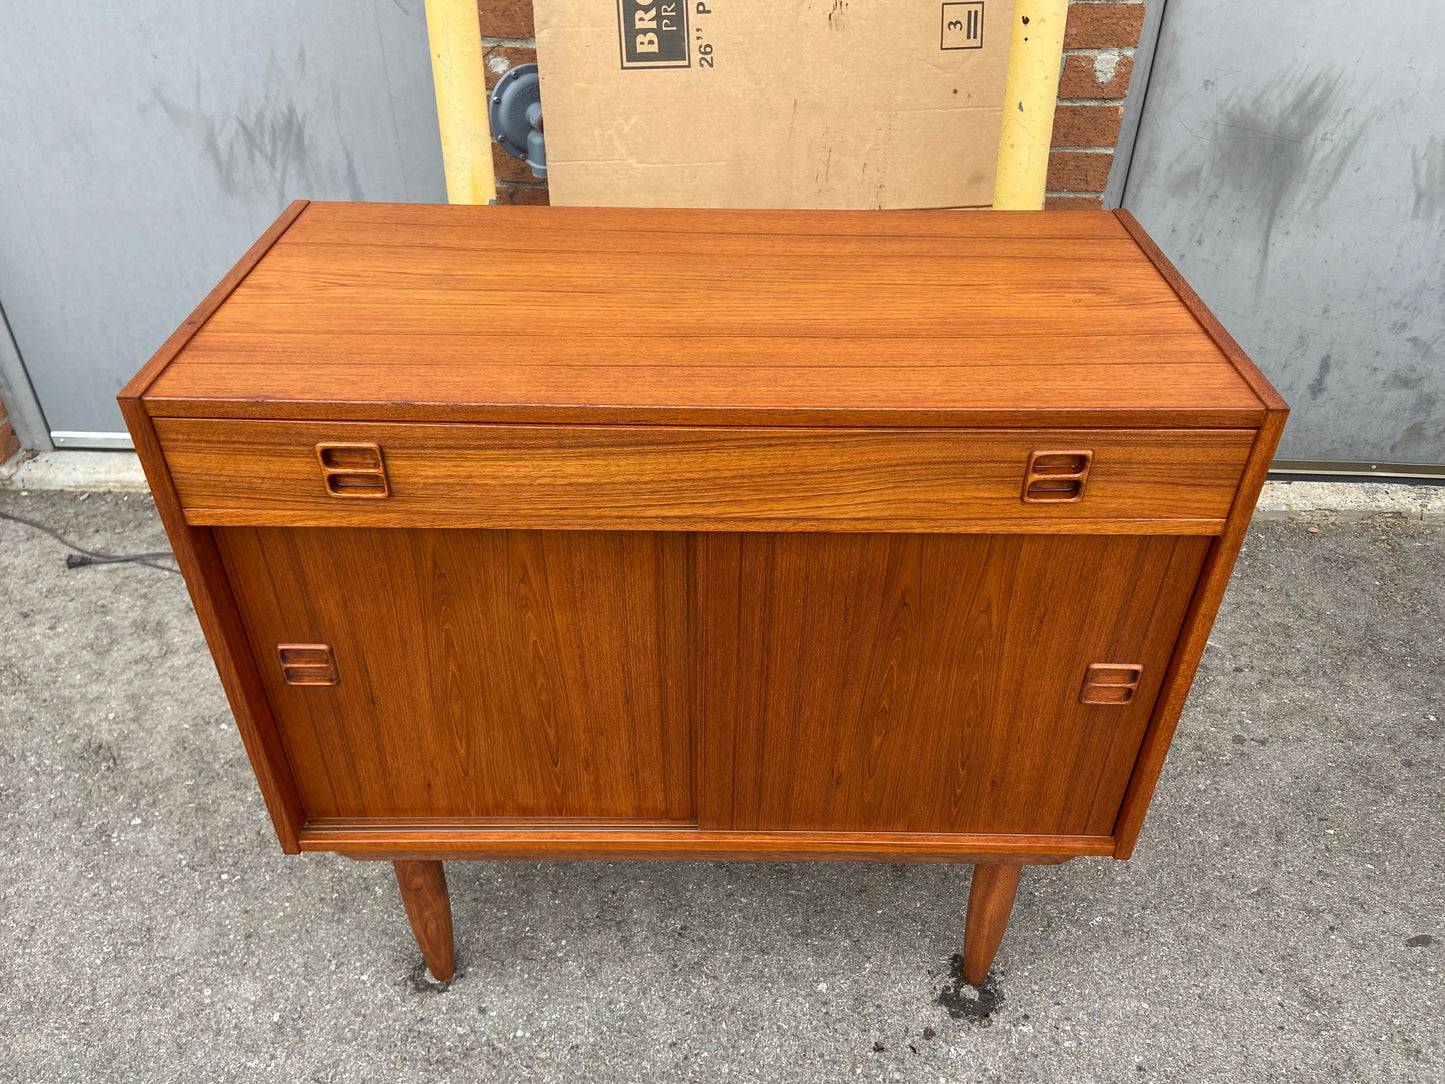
left=154, top=418, right=1254, bottom=533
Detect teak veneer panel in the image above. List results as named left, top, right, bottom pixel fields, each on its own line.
left=139, top=203, right=1269, bottom=429
left=215, top=527, right=693, bottom=821
left=155, top=419, right=1252, bottom=533
left=698, top=533, right=1209, bottom=836
left=302, top=826, right=1116, bottom=863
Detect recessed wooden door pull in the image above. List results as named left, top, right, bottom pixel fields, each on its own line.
left=1022, top=449, right=1093, bottom=503
left=316, top=442, right=389, bottom=498
left=278, top=644, right=339, bottom=686
left=1079, top=662, right=1143, bottom=705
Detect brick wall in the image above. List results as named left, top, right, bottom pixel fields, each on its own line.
left=1046, top=1, right=1145, bottom=208
left=0, top=390, right=19, bottom=462
left=477, top=0, right=1144, bottom=209
left=480, top=0, right=549, bottom=205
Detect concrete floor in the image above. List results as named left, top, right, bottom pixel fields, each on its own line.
left=0, top=490, right=1440, bottom=1083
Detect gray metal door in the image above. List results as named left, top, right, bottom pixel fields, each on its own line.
left=1120, top=0, right=1445, bottom=472
left=0, top=0, right=447, bottom=449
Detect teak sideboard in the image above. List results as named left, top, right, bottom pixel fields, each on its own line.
left=121, top=202, right=1286, bottom=984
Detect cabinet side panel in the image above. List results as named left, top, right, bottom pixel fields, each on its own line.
left=117, top=399, right=306, bottom=851
left=215, top=526, right=693, bottom=822
left=699, top=533, right=1209, bottom=836
left=1111, top=409, right=1289, bottom=856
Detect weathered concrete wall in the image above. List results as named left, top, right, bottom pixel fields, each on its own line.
left=1122, top=1, right=1445, bottom=466
left=0, top=1, right=447, bottom=443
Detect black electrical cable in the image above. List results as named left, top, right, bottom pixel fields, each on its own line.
left=0, top=509, right=179, bottom=574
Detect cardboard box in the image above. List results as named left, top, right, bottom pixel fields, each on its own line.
left=534, top=0, right=1016, bottom=209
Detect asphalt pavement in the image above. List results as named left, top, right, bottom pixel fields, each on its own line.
left=0, top=490, right=1440, bottom=1082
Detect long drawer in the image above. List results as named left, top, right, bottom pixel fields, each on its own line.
left=153, top=418, right=1254, bottom=533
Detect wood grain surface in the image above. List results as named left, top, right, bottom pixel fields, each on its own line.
left=155, top=419, right=1252, bottom=533
left=394, top=860, right=454, bottom=981
left=139, top=203, right=1269, bottom=428
left=963, top=862, right=1023, bottom=983
left=698, top=532, right=1210, bottom=836
left=214, top=526, right=693, bottom=821
left=302, top=825, right=1112, bottom=862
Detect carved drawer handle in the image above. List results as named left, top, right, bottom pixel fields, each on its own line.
left=1080, top=663, right=1143, bottom=705
left=316, top=442, right=389, bottom=498
left=1022, top=449, right=1093, bottom=503
left=278, top=644, right=339, bottom=686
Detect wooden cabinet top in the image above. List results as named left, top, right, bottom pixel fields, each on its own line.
left=125, top=201, right=1284, bottom=429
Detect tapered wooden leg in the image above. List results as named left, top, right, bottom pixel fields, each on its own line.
left=963, top=861, right=1022, bottom=985
left=394, top=860, right=455, bottom=981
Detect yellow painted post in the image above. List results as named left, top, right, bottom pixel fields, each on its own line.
left=424, top=0, right=498, bottom=204
left=993, top=0, right=1070, bottom=210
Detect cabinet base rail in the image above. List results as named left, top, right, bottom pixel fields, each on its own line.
left=303, top=823, right=1114, bottom=862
